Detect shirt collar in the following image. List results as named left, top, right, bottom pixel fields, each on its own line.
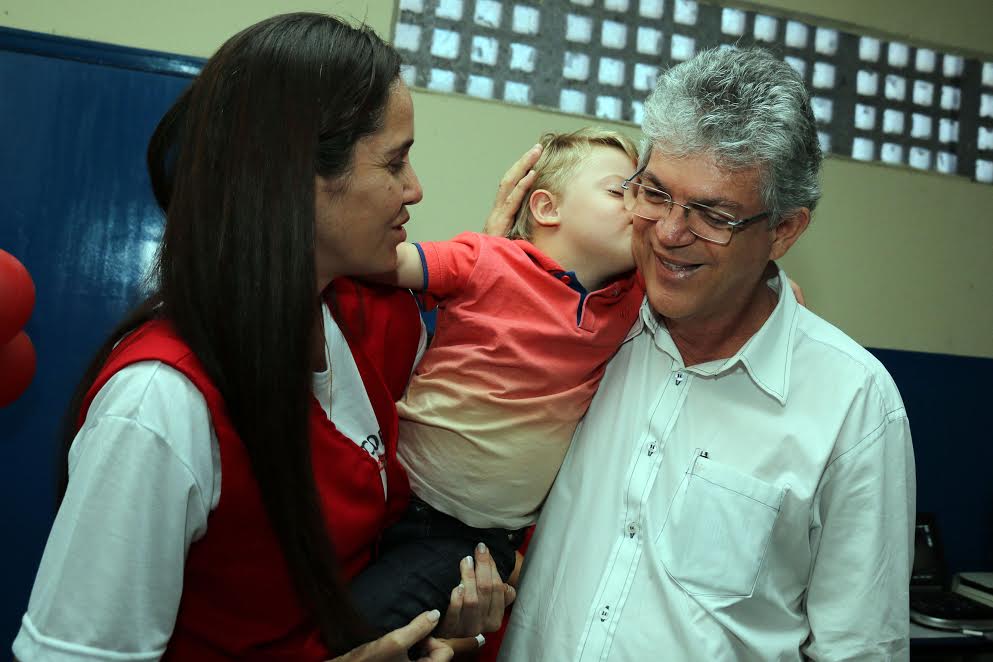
left=515, top=239, right=640, bottom=294
left=637, top=265, right=800, bottom=404
left=514, top=239, right=568, bottom=273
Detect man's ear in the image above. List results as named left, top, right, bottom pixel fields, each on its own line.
left=528, top=189, right=561, bottom=229
left=769, top=208, right=810, bottom=261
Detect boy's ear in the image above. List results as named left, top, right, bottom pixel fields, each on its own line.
left=529, top=189, right=561, bottom=228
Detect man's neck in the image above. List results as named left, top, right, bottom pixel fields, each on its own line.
left=663, top=280, right=779, bottom=367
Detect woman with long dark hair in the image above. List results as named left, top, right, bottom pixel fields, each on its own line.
left=14, top=13, right=510, bottom=661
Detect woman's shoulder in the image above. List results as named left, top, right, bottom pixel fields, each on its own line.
left=82, top=360, right=219, bottom=507
left=89, top=361, right=206, bottom=425
left=86, top=362, right=213, bottom=457
left=86, top=320, right=223, bottom=416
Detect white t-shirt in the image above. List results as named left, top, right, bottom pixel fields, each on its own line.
left=13, top=303, right=426, bottom=661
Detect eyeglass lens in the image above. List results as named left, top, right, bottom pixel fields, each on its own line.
left=623, top=181, right=734, bottom=244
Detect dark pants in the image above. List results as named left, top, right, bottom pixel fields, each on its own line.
left=350, top=497, right=524, bottom=635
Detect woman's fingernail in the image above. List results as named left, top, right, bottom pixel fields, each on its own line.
left=427, top=609, right=441, bottom=622
left=532, top=143, right=541, bottom=151
left=457, top=583, right=465, bottom=594
left=476, top=542, right=488, bottom=554
left=464, top=555, right=474, bottom=569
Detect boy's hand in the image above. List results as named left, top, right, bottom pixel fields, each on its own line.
left=482, top=144, right=542, bottom=237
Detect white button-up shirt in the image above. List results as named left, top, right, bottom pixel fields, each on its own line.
left=499, top=271, right=915, bottom=662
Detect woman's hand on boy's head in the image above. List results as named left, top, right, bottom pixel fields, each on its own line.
left=482, top=144, right=543, bottom=237
left=788, top=278, right=806, bottom=307
left=763, top=262, right=806, bottom=308
left=436, top=543, right=516, bottom=640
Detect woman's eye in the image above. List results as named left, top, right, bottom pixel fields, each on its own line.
left=607, top=188, right=623, bottom=197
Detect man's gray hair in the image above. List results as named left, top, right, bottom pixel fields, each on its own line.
left=642, top=47, right=822, bottom=226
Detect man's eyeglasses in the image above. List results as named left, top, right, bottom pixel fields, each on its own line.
left=621, top=167, right=769, bottom=246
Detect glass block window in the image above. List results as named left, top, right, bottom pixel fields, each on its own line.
left=393, top=0, right=993, bottom=184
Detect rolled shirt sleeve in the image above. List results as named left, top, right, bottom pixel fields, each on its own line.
left=415, top=232, right=485, bottom=302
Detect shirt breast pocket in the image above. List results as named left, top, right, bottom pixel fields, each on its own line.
left=657, top=453, right=786, bottom=598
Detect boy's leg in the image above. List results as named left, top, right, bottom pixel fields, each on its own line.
left=349, top=499, right=520, bottom=635
left=350, top=498, right=472, bottom=634
left=350, top=535, right=470, bottom=634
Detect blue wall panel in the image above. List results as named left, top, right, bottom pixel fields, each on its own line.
left=870, top=348, right=993, bottom=578
left=0, top=30, right=197, bottom=647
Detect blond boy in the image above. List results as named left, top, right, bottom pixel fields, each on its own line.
left=352, top=129, right=643, bottom=632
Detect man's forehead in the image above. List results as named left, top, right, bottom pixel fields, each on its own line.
left=642, top=148, right=764, bottom=203
left=645, top=147, right=739, bottom=174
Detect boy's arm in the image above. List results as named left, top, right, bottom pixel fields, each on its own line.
left=369, top=242, right=426, bottom=290
left=394, top=242, right=426, bottom=290
left=371, top=233, right=483, bottom=299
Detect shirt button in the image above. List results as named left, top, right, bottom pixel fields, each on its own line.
left=647, top=441, right=658, bottom=457
left=599, top=605, right=611, bottom=622
left=626, top=522, right=638, bottom=538
left=675, top=371, right=685, bottom=385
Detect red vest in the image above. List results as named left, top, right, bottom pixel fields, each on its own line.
left=80, top=279, right=420, bottom=660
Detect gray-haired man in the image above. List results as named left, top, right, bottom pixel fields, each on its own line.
left=499, top=47, right=915, bottom=661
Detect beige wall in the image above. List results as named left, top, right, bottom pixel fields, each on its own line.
left=2, top=0, right=991, bottom=358
left=0, top=1, right=394, bottom=57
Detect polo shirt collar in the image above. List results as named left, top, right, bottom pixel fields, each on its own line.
left=514, top=239, right=568, bottom=274
left=515, top=239, right=640, bottom=295
left=638, top=265, right=800, bottom=405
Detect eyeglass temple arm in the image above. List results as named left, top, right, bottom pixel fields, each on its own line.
left=622, top=165, right=647, bottom=187
left=727, top=210, right=770, bottom=229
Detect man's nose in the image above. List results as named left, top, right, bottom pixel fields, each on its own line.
left=654, top=202, right=695, bottom=245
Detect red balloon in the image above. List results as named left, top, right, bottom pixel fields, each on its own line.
left=0, top=330, right=36, bottom=407
left=0, top=249, right=35, bottom=344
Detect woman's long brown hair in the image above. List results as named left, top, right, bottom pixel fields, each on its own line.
left=59, top=13, right=400, bottom=652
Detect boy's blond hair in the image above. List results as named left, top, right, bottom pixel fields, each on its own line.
left=506, top=127, right=639, bottom=241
